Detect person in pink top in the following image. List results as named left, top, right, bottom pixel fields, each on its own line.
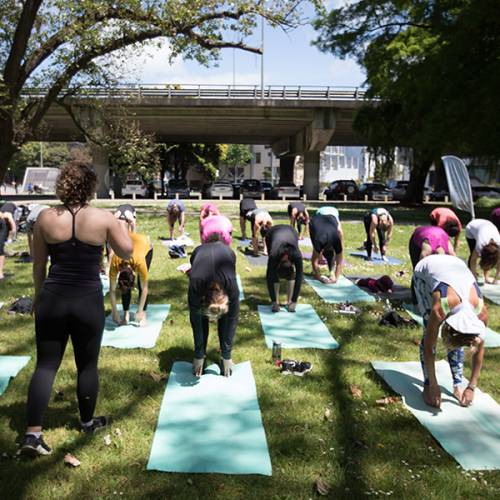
left=409, top=225, right=455, bottom=268
left=201, top=215, right=233, bottom=246
left=199, top=202, right=220, bottom=223
left=429, top=207, right=462, bottom=251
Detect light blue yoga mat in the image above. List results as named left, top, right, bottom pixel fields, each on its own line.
left=101, top=304, right=170, bottom=349
left=258, top=304, right=339, bottom=349
left=147, top=360, right=272, bottom=476
left=349, top=251, right=402, bottom=265
left=372, top=360, right=500, bottom=470
left=305, top=276, right=375, bottom=303
left=403, top=304, right=500, bottom=348
left=479, top=283, right=500, bottom=306
left=0, top=356, right=30, bottom=395
left=237, top=275, right=244, bottom=301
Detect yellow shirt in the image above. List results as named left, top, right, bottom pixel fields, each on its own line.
left=110, top=233, right=150, bottom=282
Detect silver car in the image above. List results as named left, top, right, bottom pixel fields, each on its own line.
left=207, top=181, right=234, bottom=199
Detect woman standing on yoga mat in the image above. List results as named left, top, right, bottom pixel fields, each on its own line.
left=166, top=199, right=186, bottom=239
left=239, top=197, right=257, bottom=239
left=429, top=207, right=462, bottom=251
left=288, top=201, right=310, bottom=240
left=20, top=162, right=132, bottom=456
left=309, top=213, right=343, bottom=284
left=265, top=225, right=303, bottom=312
left=409, top=226, right=455, bottom=268
left=363, top=208, right=394, bottom=261
left=188, top=241, right=239, bottom=377
left=200, top=215, right=233, bottom=246
left=412, top=254, right=487, bottom=409
left=465, top=219, right=500, bottom=284
left=109, top=232, right=153, bottom=327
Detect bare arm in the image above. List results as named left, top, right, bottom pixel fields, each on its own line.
left=107, top=216, right=132, bottom=260
left=179, top=212, right=186, bottom=233
left=469, top=249, right=479, bottom=278
left=447, top=241, right=456, bottom=256
left=4, top=213, right=16, bottom=240
left=386, top=216, right=394, bottom=242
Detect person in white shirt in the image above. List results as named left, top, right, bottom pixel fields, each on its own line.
left=465, top=219, right=500, bottom=284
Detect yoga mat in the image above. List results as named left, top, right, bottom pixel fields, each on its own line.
left=372, top=360, right=500, bottom=470
left=403, top=304, right=500, bottom=348
left=349, top=251, right=402, bottom=265
left=298, top=237, right=313, bottom=247
left=305, top=276, right=375, bottom=303
left=258, top=304, right=339, bottom=349
left=243, top=253, right=268, bottom=267
left=237, top=275, right=244, bottom=301
left=0, top=302, right=3, bottom=310
left=101, top=304, right=170, bottom=349
left=479, top=283, right=500, bottom=306
left=0, top=356, right=30, bottom=395
left=348, top=276, right=412, bottom=301
left=147, top=360, right=272, bottom=476
left=160, top=236, right=195, bottom=247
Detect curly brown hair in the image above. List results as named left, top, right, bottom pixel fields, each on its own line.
left=55, top=161, right=97, bottom=205
left=480, top=241, right=499, bottom=271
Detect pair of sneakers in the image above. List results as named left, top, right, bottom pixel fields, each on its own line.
left=279, top=359, right=313, bottom=377
left=18, top=416, right=109, bottom=457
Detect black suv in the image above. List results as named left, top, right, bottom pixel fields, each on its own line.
left=240, top=179, right=262, bottom=198
left=324, top=180, right=358, bottom=200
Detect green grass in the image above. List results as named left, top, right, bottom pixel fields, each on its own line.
left=0, top=201, right=499, bottom=499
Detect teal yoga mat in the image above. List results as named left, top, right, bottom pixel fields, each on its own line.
left=349, top=251, right=402, bottom=265
left=403, top=303, right=500, bottom=348
left=305, top=276, right=375, bottom=303
left=0, top=356, right=30, bottom=395
left=147, top=360, right=272, bottom=476
left=479, top=283, right=500, bottom=306
left=237, top=275, right=244, bottom=301
left=101, top=304, right=170, bottom=349
left=372, top=360, right=500, bottom=470
left=258, top=304, right=338, bottom=349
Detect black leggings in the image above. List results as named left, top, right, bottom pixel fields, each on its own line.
left=189, top=299, right=239, bottom=360
left=0, top=219, right=8, bottom=256
left=409, top=238, right=421, bottom=269
left=363, top=214, right=386, bottom=258
left=27, top=286, right=105, bottom=426
left=121, top=249, right=153, bottom=311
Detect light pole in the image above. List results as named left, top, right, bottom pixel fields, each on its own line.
left=260, top=14, right=264, bottom=99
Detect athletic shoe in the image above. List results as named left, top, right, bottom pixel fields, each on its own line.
left=280, top=359, right=298, bottom=375
left=80, top=416, right=110, bottom=434
left=18, top=434, right=52, bottom=457
left=293, top=361, right=313, bottom=377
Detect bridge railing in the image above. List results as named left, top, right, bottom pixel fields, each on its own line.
left=21, top=84, right=366, bottom=101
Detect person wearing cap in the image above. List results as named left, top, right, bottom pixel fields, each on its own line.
left=288, top=201, right=310, bottom=240
left=166, top=199, right=186, bottom=239
left=429, top=207, right=462, bottom=251
left=412, top=254, right=488, bottom=408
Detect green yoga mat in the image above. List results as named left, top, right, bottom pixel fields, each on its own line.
left=372, top=360, right=500, bottom=470
left=147, top=361, right=272, bottom=476
left=258, top=304, right=339, bottom=349
left=403, top=304, right=500, bottom=348
left=237, top=275, right=244, bottom=301
left=101, top=304, right=170, bottom=349
left=0, top=356, right=31, bottom=395
left=305, top=276, right=375, bottom=303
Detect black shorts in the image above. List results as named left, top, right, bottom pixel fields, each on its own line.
left=0, top=219, right=8, bottom=256
left=240, top=199, right=257, bottom=218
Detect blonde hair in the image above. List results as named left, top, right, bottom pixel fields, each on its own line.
left=203, top=282, right=229, bottom=321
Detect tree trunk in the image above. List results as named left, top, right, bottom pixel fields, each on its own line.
left=0, top=143, right=19, bottom=183
left=402, top=152, right=433, bottom=205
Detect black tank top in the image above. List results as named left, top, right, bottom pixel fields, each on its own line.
left=44, top=205, right=103, bottom=290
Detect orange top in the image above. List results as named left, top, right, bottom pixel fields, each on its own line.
left=110, top=232, right=150, bottom=282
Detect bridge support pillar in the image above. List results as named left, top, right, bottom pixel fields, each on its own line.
left=279, top=156, right=295, bottom=184
left=303, top=151, right=320, bottom=200
left=90, top=142, right=110, bottom=199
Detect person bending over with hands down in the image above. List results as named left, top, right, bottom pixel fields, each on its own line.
left=0, top=208, right=16, bottom=279
left=239, top=197, right=257, bottom=239
left=0, top=201, right=19, bottom=241
left=412, top=254, right=487, bottom=409
left=166, top=199, right=185, bottom=239
left=200, top=214, right=233, bottom=246
left=109, top=232, right=153, bottom=327
left=409, top=225, right=455, bottom=268
left=430, top=207, right=462, bottom=251
left=363, top=207, right=394, bottom=261
left=249, top=208, right=273, bottom=256
left=19, top=162, right=132, bottom=456
left=309, top=212, right=343, bottom=284
left=188, top=241, right=239, bottom=377
left=265, top=225, right=303, bottom=312
left=465, top=218, right=500, bottom=284
left=199, top=202, right=220, bottom=223
left=288, top=201, right=310, bottom=240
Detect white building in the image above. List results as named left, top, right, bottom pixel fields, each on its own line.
left=247, top=145, right=279, bottom=181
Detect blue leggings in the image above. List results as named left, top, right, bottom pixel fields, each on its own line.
left=419, top=340, right=464, bottom=386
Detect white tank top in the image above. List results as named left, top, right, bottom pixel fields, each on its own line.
left=465, top=219, right=500, bottom=252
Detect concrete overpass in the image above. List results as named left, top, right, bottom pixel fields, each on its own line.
left=30, top=85, right=369, bottom=198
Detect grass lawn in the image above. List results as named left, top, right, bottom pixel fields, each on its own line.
left=0, top=201, right=499, bottom=499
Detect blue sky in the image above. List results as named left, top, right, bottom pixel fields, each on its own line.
left=128, top=3, right=365, bottom=88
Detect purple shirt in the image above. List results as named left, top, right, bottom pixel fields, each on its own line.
left=411, top=226, right=450, bottom=253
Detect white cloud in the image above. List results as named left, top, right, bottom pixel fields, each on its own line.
left=326, top=58, right=365, bottom=87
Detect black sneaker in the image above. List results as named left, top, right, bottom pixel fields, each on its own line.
left=18, top=434, right=52, bottom=457
left=293, top=361, right=313, bottom=377
left=280, top=359, right=298, bottom=375
left=80, top=416, right=110, bottom=434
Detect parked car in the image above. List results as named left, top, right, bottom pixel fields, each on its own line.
left=122, top=179, right=147, bottom=198
left=271, top=182, right=300, bottom=199
left=472, top=186, right=500, bottom=200
left=232, top=181, right=241, bottom=199
left=323, top=180, right=358, bottom=200
left=205, top=180, right=234, bottom=199
left=424, top=188, right=450, bottom=201
left=358, top=183, right=393, bottom=201
left=387, top=180, right=409, bottom=201
left=240, top=179, right=262, bottom=198
left=260, top=181, right=274, bottom=199
left=166, top=179, right=190, bottom=198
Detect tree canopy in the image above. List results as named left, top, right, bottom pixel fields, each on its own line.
left=314, top=0, right=500, bottom=202
left=0, top=1, right=318, bottom=181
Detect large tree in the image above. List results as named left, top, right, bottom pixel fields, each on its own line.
left=0, top=1, right=316, bottom=182
left=314, top=0, right=500, bottom=203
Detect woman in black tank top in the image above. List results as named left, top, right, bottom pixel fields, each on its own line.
left=19, top=162, right=132, bottom=457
